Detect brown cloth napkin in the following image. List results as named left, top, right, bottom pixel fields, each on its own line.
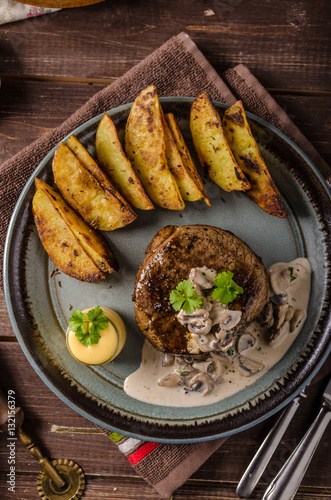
left=1, top=32, right=330, bottom=498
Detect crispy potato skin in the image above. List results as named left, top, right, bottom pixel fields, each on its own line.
left=164, top=113, right=211, bottom=206
left=53, top=142, right=137, bottom=231
left=125, top=85, right=185, bottom=210
left=32, top=185, right=104, bottom=282
left=67, top=134, right=136, bottom=210
left=35, top=178, right=118, bottom=274
left=96, top=114, right=154, bottom=211
left=190, top=92, right=250, bottom=192
left=222, top=101, right=287, bottom=218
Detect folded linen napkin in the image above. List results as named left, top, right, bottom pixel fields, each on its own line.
left=0, top=0, right=60, bottom=25
left=1, top=32, right=330, bottom=498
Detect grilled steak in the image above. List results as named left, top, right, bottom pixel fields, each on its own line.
left=133, top=225, right=268, bottom=354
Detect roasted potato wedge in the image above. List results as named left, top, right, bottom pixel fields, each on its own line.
left=66, top=134, right=140, bottom=213
left=95, top=114, right=154, bottom=211
left=32, top=184, right=104, bottom=282
left=35, top=178, right=118, bottom=274
left=190, top=92, right=250, bottom=192
left=164, top=113, right=211, bottom=206
left=125, top=85, right=184, bottom=210
left=222, top=100, right=287, bottom=218
left=53, top=142, right=137, bottom=231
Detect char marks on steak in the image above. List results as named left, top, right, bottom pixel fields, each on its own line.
left=133, top=225, right=268, bottom=354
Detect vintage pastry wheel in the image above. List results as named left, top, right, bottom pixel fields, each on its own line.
left=0, top=388, right=85, bottom=499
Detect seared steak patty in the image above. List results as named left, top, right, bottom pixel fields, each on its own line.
left=133, top=225, right=268, bottom=354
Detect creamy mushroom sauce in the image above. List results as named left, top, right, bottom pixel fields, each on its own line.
left=124, top=258, right=311, bottom=407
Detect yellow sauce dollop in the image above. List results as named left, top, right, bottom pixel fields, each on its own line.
left=66, top=306, right=126, bottom=365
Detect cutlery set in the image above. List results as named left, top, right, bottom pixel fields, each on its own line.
left=237, top=375, right=331, bottom=499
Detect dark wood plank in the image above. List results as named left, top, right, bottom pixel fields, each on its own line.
left=0, top=474, right=165, bottom=500
left=1, top=0, right=330, bottom=92
left=0, top=79, right=99, bottom=166
left=0, top=79, right=330, bottom=170
left=0, top=472, right=330, bottom=499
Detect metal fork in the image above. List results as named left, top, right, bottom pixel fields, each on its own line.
left=236, top=390, right=307, bottom=498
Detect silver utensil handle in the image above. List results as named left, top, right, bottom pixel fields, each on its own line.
left=237, top=397, right=301, bottom=498
left=262, top=402, right=331, bottom=500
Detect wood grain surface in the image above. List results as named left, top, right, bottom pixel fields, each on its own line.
left=0, top=0, right=330, bottom=498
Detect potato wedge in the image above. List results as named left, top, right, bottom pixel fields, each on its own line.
left=32, top=185, right=104, bottom=283
left=35, top=178, right=118, bottom=274
left=125, top=85, right=184, bottom=210
left=53, top=142, right=137, bottom=231
left=66, top=134, right=140, bottom=212
left=222, top=100, right=287, bottom=218
left=190, top=92, right=250, bottom=192
left=164, top=113, right=211, bottom=206
left=95, top=114, right=154, bottom=210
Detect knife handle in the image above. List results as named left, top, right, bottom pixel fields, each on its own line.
left=262, top=402, right=331, bottom=500
left=237, top=396, right=301, bottom=498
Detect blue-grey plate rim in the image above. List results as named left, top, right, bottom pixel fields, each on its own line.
left=3, top=97, right=331, bottom=443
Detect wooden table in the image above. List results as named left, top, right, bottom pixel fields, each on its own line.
left=0, top=1, right=330, bottom=498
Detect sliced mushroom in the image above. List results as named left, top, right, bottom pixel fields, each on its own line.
left=191, top=333, right=214, bottom=352
left=237, top=333, right=256, bottom=353
left=161, top=353, right=175, bottom=367
left=291, top=263, right=307, bottom=279
left=235, top=355, right=265, bottom=377
left=178, top=308, right=209, bottom=323
left=285, top=304, right=295, bottom=322
left=270, top=292, right=288, bottom=305
left=174, top=362, right=196, bottom=375
left=178, top=308, right=213, bottom=335
left=186, top=372, right=215, bottom=396
left=192, top=359, right=213, bottom=373
left=258, top=302, right=274, bottom=328
left=187, top=318, right=213, bottom=334
left=158, top=373, right=181, bottom=387
left=176, top=354, right=200, bottom=365
left=193, top=283, right=203, bottom=297
left=189, top=268, right=213, bottom=289
left=270, top=266, right=292, bottom=295
left=192, top=357, right=223, bottom=383
left=290, top=310, right=305, bottom=333
left=211, top=332, right=234, bottom=352
left=209, top=305, right=242, bottom=330
left=274, top=303, right=289, bottom=329
left=210, top=351, right=231, bottom=370
left=209, top=357, right=223, bottom=383
left=269, top=320, right=290, bottom=346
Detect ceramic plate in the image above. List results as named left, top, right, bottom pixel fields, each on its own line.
left=4, top=98, right=331, bottom=443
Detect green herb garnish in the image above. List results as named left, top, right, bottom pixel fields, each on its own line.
left=68, top=306, right=110, bottom=347
left=169, top=280, right=203, bottom=314
left=289, top=267, right=297, bottom=282
left=212, top=271, right=243, bottom=304
left=227, top=347, right=234, bottom=356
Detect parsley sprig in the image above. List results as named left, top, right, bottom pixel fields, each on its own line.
left=169, top=280, right=203, bottom=314
left=212, top=271, right=243, bottom=304
left=170, top=271, right=243, bottom=314
left=68, top=306, right=110, bottom=347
